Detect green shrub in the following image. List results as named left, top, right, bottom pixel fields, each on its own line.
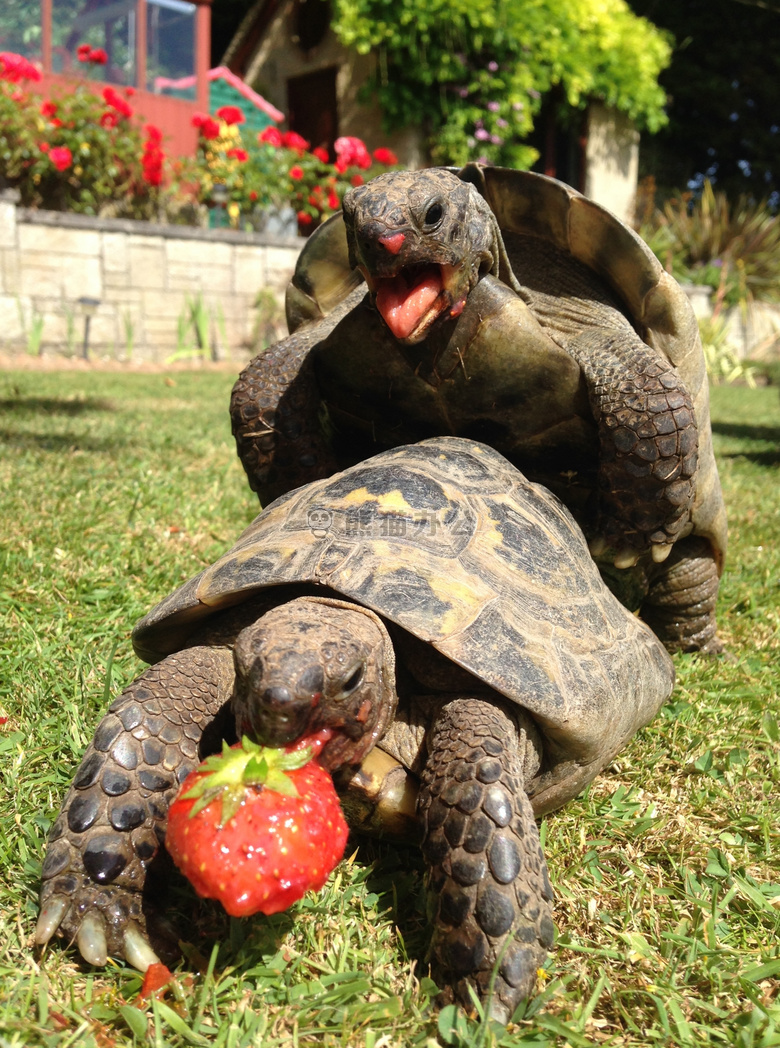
left=637, top=178, right=780, bottom=309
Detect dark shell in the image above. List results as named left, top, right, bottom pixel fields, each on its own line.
left=288, top=165, right=727, bottom=568
left=133, top=437, right=674, bottom=808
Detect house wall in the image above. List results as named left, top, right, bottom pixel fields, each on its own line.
left=243, top=0, right=426, bottom=166
left=584, top=103, right=640, bottom=224
left=0, top=192, right=300, bottom=361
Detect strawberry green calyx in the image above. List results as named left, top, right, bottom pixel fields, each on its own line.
left=182, top=737, right=312, bottom=826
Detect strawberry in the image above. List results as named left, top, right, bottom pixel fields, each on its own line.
left=165, top=734, right=349, bottom=917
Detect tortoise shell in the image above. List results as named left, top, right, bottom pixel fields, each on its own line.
left=286, top=165, right=727, bottom=573
left=133, top=437, right=674, bottom=813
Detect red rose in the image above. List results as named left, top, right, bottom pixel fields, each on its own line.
left=249, top=190, right=258, bottom=202
left=76, top=43, right=92, bottom=61
left=144, top=124, right=163, bottom=144
left=216, top=105, right=245, bottom=126
left=297, top=210, right=313, bottom=225
left=99, top=110, right=118, bottom=128
left=39, top=142, right=50, bottom=153
left=327, top=189, right=339, bottom=210
left=282, top=130, right=310, bottom=152
left=89, top=48, right=108, bottom=65
left=350, top=174, right=364, bottom=187
left=259, top=126, right=283, bottom=147
left=40, top=100, right=57, bottom=118
left=49, top=146, right=72, bottom=172
left=0, top=51, right=42, bottom=83
left=102, top=86, right=132, bottom=118
left=226, top=148, right=249, bottom=162
left=200, top=117, right=220, bottom=140
left=312, top=146, right=329, bottom=163
left=289, top=165, right=304, bottom=180
left=49, top=117, right=63, bottom=129
left=372, top=147, right=398, bottom=165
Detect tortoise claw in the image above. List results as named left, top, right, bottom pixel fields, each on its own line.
left=35, top=895, right=69, bottom=945
left=614, top=547, right=640, bottom=569
left=77, top=911, right=108, bottom=967
left=588, top=536, right=608, bottom=558
left=651, top=542, right=673, bottom=564
left=123, top=922, right=160, bottom=972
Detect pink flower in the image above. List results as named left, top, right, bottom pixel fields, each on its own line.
left=312, top=146, right=329, bottom=163
left=334, top=136, right=371, bottom=170
left=216, top=105, right=245, bottom=126
left=372, top=147, right=398, bottom=165
left=226, top=148, right=249, bottom=162
left=289, top=165, right=304, bottom=180
left=49, top=146, right=73, bottom=172
left=282, top=130, right=309, bottom=152
left=259, top=126, right=283, bottom=147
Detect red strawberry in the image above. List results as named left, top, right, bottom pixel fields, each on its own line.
left=165, top=734, right=349, bottom=917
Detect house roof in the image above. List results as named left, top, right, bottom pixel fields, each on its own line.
left=153, top=65, right=284, bottom=122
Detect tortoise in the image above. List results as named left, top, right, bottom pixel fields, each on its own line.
left=37, top=436, right=675, bottom=1021
left=231, top=164, right=727, bottom=653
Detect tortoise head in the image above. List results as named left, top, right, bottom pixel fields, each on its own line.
left=231, top=596, right=397, bottom=772
left=342, top=168, right=504, bottom=344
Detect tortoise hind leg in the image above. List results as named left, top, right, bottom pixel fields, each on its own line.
left=37, top=645, right=236, bottom=969
left=640, top=536, right=723, bottom=654
left=418, top=697, right=554, bottom=1023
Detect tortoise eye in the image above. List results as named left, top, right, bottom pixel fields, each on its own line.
left=424, top=202, right=443, bottom=227
left=341, top=664, right=365, bottom=694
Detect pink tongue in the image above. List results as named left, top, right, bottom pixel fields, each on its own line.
left=375, top=271, right=442, bottom=340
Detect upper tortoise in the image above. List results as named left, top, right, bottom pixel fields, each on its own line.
left=37, top=437, right=674, bottom=1022
left=232, top=165, right=727, bottom=653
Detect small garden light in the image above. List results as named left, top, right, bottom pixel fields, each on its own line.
left=77, top=296, right=100, bottom=360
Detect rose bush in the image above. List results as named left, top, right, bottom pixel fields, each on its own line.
left=193, top=115, right=400, bottom=233
left=0, top=52, right=166, bottom=217
left=0, top=51, right=401, bottom=231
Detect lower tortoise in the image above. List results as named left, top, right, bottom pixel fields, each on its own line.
left=37, top=437, right=674, bottom=1021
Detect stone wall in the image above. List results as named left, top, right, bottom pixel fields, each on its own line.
left=0, top=192, right=302, bottom=361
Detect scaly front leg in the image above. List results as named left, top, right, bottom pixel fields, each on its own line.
left=231, top=288, right=365, bottom=504
left=36, top=646, right=235, bottom=969
left=568, top=329, right=698, bottom=568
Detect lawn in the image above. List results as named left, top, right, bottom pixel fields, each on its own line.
left=0, top=368, right=778, bottom=1047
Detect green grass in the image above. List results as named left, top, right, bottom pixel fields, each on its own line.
left=0, top=372, right=778, bottom=1047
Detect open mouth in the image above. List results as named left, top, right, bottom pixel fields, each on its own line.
left=370, top=263, right=458, bottom=343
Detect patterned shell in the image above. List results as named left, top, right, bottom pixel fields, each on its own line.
left=133, top=437, right=674, bottom=793
left=287, top=164, right=727, bottom=569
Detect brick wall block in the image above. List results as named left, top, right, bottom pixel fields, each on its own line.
left=19, top=225, right=101, bottom=256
